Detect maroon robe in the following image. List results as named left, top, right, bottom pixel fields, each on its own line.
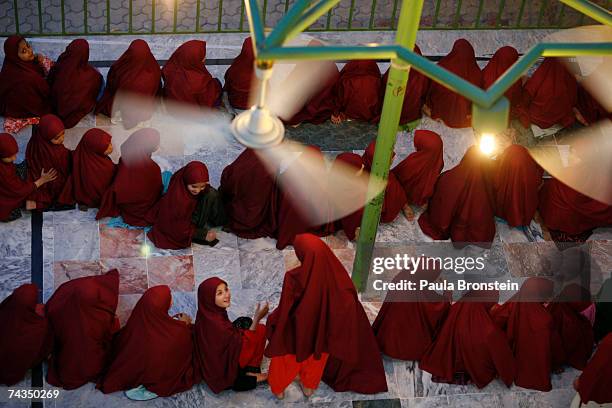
left=224, top=37, right=254, bottom=110
left=334, top=60, right=383, bottom=122
left=0, top=133, right=37, bottom=221
left=482, top=46, right=522, bottom=118
left=576, top=333, right=612, bottom=404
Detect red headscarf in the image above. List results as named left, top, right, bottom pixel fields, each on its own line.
left=97, top=286, right=196, bottom=396
left=265, top=234, right=387, bottom=394
left=331, top=153, right=366, bottom=240
left=0, top=133, right=36, bottom=221
left=162, top=40, right=221, bottom=108
left=362, top=140, right=407, bottom=223
left=427, top=39, right=483, bottom=128
left=96, top=128, right=162, bottom=226
left=493, top=144, right=543, bottom=227
left=372, top=266, right=450, bottom=361
left=392, top=130, right=444, bottom=206
left=418, top=146, right=496, bottom=247
left=490, top=277, right=558, bottom=391
left=576, top=84, right=610, bottom=125
left=224, top=37, right=255, bottom=110
left=193, top=277, right=243, bottom=394
left=419, top=290, right=515, bottom=389
left=538, top=178, right=612, bottom=236
left=0, top=35, right=51, bottom=118
left=334, top=60, right=382, bottom=122
left=518, top=58, right=577, bottom=129
left=219, top=148, right=278, bottom=239
left=48, top=39, right=103, bottom=128
left=379, top=45, right=430, bottom=124
left=577, top=333, right=612, bottom=404
left=95, top=39, right=161, bottom=128
left=0, top=284, right=51, bottom=386
left=25, top=114, right=70, bottom=209
left=58, top=128, right=116, bottom=207
left=482, top=46, right=522, bottom=117
left=146, top=161, right=209, bottom=249
left=46, top=269, right=119, bottom=390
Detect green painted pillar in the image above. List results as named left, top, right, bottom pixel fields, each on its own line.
left=352, top=0, right=424, bottom=292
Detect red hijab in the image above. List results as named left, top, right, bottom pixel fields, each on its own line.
left=427, top=39, right=483, bottom=128
left=372, top=266, right=450, bottom=361
left=538, top=178, right=612, bottom=236
left=96, top=128, right=162, bottom=226
left=0, top=284, right=51, bottom=386
left=576, top=84, right=610, bottom=125
left=418, top=146, right=496, bottom=247
left=419, top=290, right=515, bottom=389
left=0, top=35, right=51, bottom=118
left=379, top=45, right=430, bottom=124
left=334, top=60, right=382, bottom=122
left=490, top=277, right=558, bottom=391
left=162, top=40, right=221, bottom=108
left=194, top=277, right=243, bottom=394
left=48, top=39, right=103, bottom=128
left=362, top=140, right=407, bottom=223
left=95, top=40, right=161, bottom=128
left=25, top=114, right=70, bottom=209
left=392, top=130, right=444, bottom=206
left=577, top=333, right=612, bottom=405
left=224, top=37, right=255, bottom=110
left=331, top=153, right=366, bottom=240
left=0, top=133, right=36, bottom=221
left=482, top=46, right=522, bottom=117
left=265, top=234, right=387, bottom=394
left=518, top=58, right=577, bottom=129
left=146, top=161, right=209, bottom=249
left=493, top=144, right=543, bottom=227
left=46, top=269, right=119, bottom=390
left=219, top=148, right=278, bottom=239
left=58, top=128, right=116, bottom=207
left=97, top=286, right=196, bottom=396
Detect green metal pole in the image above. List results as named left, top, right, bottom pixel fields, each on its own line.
left=352, top=0, right=424, bottom=292
left=281, top=0, right=341, bottom=41
left=559, top=0, right=612, bottom=26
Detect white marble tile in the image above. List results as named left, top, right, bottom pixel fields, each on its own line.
left=237, top=237, right=278, bottom=251
left=513, top=389, right=575, bottom=408
left=192, top=230, right=238, bottom=254
left=51, top=208, right=98, bottom=224
left=0, top=370, right=32, bottom=407
left=0, top=212, right=31, bottom=258
left=168, top=291, right=197, bottom=321
left=0, top=257, right=31, bottom=302
left=193, top=248, right=242, bottom=289
left=239, top=249, right=286, bottom=306
left=53, top=222, right=100, bottom=262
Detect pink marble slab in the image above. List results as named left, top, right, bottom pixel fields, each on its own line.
left=100, top=258, right=148, bottom=294
left=147, top=255, right=195, bottom=292
left=99, top=225, right=146, bottom=259
left=53, top=260, right=103, bottom=290
left=116, top=294, right=141, bottom=327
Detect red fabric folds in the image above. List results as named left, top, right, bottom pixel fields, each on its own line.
left=162, top=40, right=221, bottom=109
left=265, top=234, right=388, bottom=394
left=48, top=39, right=103, bottom=128
left=482, top=46, right=522, bottom=117
left=0, top=35, right=51, bottom=118
left=146, top=161, right=209, bottom=249
left=97, top=286, right=196, bottom=396
left=493, top=144, right=543, bottom=227
left=0, top=284, right=51, bottom=386
left=0, top=133, right=36, bottom=221
left=58, top=128, right=115, bottom=207
left=427, top=39, right=482, bottom=128
left=577, top=333, right=612, bottom=404
left=334, top=60, right=383, bottom=122
left=331, top=153, right=366, bottom=241
left=46, top=269, right=119, bottom=390
left=224, top=37, right=254, bottom=110
left=576, top=84, right=610, bottom=125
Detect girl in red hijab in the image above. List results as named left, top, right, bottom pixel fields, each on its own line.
left=0, top=284, right=51, bottom=386
left=418, top=146, right=496, bottom=247
left=425, top=39, right=483, bottom=128
left=97, top=286, right=196, bottom=398
left=420, top=290, right=515, bottom=389
left=391, top=130, right=444, bottom=219
left=490, top=277, right=561, bottom=391
left=96, top=128, right=162, bottom=227
left=162, top=40, right=222, bottom=109
left=48, top=39, right=103, bottom=129
left=194, top=277, right=269, bottom=394
left=493, top=144, right=543, bottom=227
left=46, top=269, right=120, bottom=390
left=58, top=128, right=115, bottom=209
left=517, top=58, right=578, bottom=130
left=219, top=148, right=278, bottom=239
left=146, top=161, right=210, bottom=249
left=332, top=60, right=382, bottom=123
left=372, top=265, right=450, bottom=361
left=0, top=133, right=57, bottom=222
left=574, top=333, right=612, bottom=405
left=0, top=35, right=51, bottom=119
left=95, top=39, right=161, bottom=129
left=482, top=46, right=522, bottom=118
left=224, top=37, right=255, bottom=110
left=25, top=114, right=71, bottom=210
left=266, top=234, right=388, bottom=397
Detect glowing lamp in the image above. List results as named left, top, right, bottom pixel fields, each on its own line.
left=479, top=133, right=496, bottom=156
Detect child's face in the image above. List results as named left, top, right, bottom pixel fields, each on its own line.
left=18, top=39, right=35, bottom=62
left=187, top=182, right=208, bottom=196
left=1, top=154, right=17, bottom=163
left=104, top=142, right=113, bottom=156
left=215, top=283, right=231, bottom=308
left=50, top=131, right=65, bottom=145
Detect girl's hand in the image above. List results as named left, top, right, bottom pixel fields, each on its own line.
left=245, top=372, right=268, bottom=383
left=253, top=301, right=269, bottom=322
left=206, top=230, right=217, bottom=242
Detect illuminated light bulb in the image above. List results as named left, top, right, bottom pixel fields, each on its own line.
left=480, top=133, right=496, bottom=156
left=141, top=244, right=151, bottom=258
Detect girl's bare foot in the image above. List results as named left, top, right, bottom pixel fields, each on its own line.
left=354, top=227, right=360, bottom=241
left=402, top=204, right=415, bottom=221
left=299, top=383, right=315, bottom=397
left=274, top=391, right=285, bottom=400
